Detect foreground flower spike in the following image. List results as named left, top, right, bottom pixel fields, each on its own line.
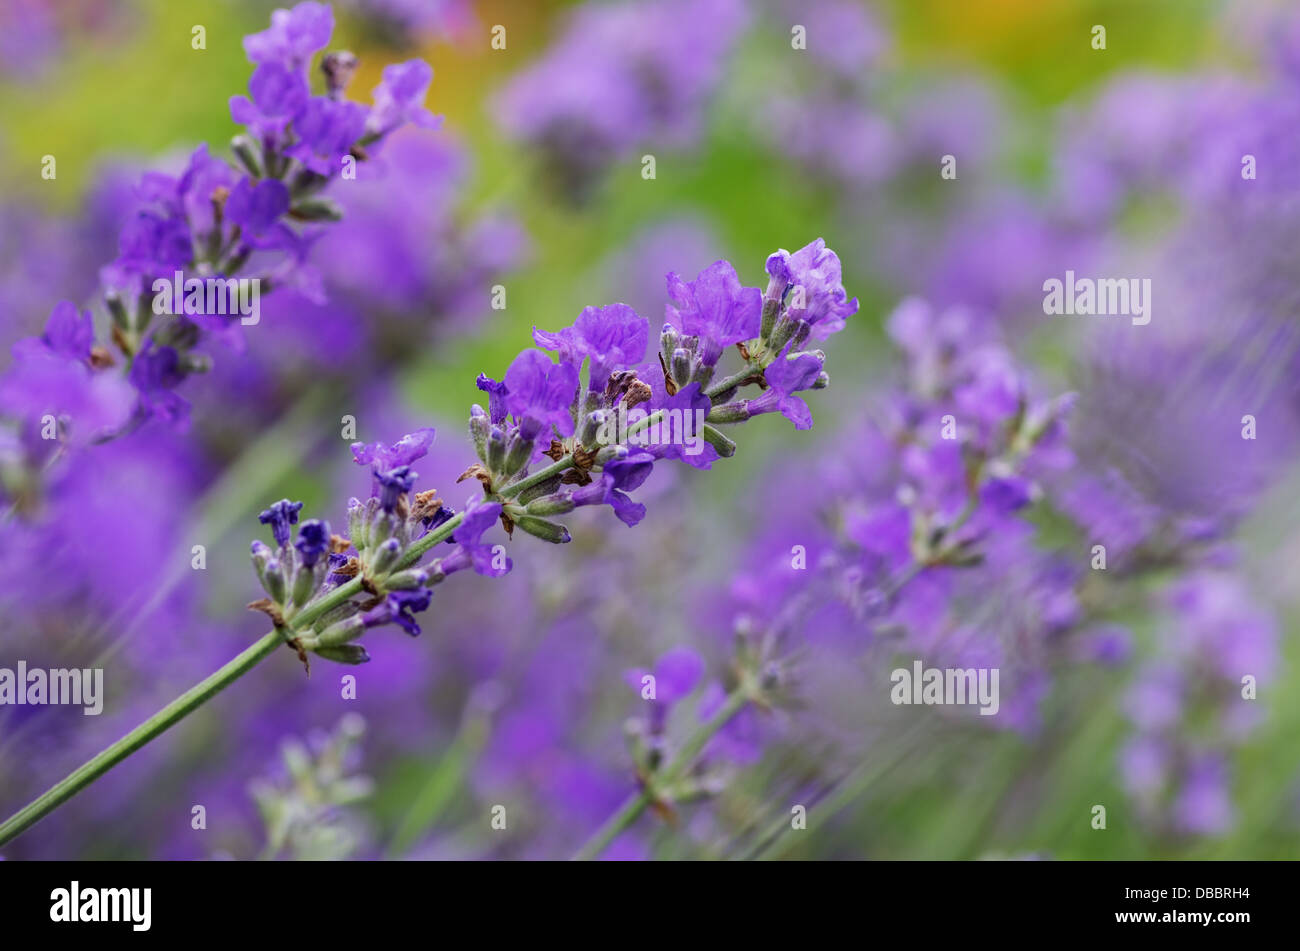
left=0, top=1, right=441, bottom=513
left=0, top=238, right=859, bottom=849
left=254, top=238, right=857, bottom=667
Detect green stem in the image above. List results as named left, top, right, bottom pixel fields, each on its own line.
left=705, top=367, right=761, bottom=399
left=0, top=630, right=283, bottom=848
left=0, top=408, right=705, bottom=848
left=0, top=496, right=498, bottom=849
left=497, top=454, right=574, bottom=501
left=572, top=685, right=751, bottom=861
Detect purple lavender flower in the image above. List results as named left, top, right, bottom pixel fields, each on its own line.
left=127, top=341, right=190, bottom=428
left=2, top=301, right=134, bottom=441
left=375, top=465, right=417, bottom=513
left=361, top=588, right=432, bottom=637
left=259, top=498, right=304, bottom=548
left=0, top=332, right=135, bottom=449
left=228, top=62, right=309, bottom=132
left=532, top=303, right=648, bottom=391
left=102, top=145, right=232, bottom=296
left=224, top=177, right=292, bottom=235
left=500, top=349, right=579, bottom=444
left=475, top=375, right=509, bottom=426
left=35, top=300, right=95, bottom=360
left=352, top=428, right=436, bottom=500
left=294, top=519, right=332, bottom=568
left=764, top=239, right=859, bottom=343
left=438, top=502, right=512, bottom=577
left=493, top=0, right=749, bottom=200
left=286, top=97, right=370, bottom=175
left=366, top=60, right=440, bottom=139
left=351, top=427, right=436, bottom=472
left=1175, top=754, right=1234, bottom=836
left=243, top=1, right=334, bottom=72
left=664, top=261, right=762, bottom=367
left=569, top=451, right=655, bottom=526
left=743, top=347, right=825, bottom=430
left=625, top=647, right=704, bottom=707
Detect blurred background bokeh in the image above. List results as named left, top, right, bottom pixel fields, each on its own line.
left=1, top=0, right=1298, bottom=859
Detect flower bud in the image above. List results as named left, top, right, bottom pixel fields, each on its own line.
left=525, top=495, right=576, bottom=517
left=579, top=410, right=606, bottom=447
left=706, top=402, right=749, bottom=425
left=368, top=537, right=402, bottom=577
left=262, top=557, right=288, bottom=604
left=595, top=445, right=628, bottom=466
left=313, top=644, right=371, bottom=665
left=251, top=540, right=273, bottom=590
left=790, top=319, right=813, bottom=351
left=670, top=348, right=693, bottom=388
left=469, top=405, right=490, bottom=464
left=701, top=424, right=737, bottom=458
left=759, top=295, right=782, bottom=342
left=289, top=197, right=344, bottom=222
left=313, top=601, right=360, bottom=630
left=767, top=315, right=797, bottom=353
left=291, top=560, right=323, bottom=608
left=660, top=325, right=681, bottom=365
left=383, top=568, right=429, bottom=590
left=321, top=50, right=359, bottom=98
left=486, top=426, right=507, bottom=474
left=515, top=474, right=562, bottom=504
left=504, top=431, right=533, bottom=474
left=369, top=508, right=396, bottom=548
left=313, top=615, right=365, bottom=648
left=689, top=362, right=715, bottom=389
left=180, top=352, right=213, bottom=374
left=513, top=515, right=572, bottom=544
left=231, top=134, right=264, bottom=178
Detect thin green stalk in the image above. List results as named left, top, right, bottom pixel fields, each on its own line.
left=0, top=630, right=283, bottom=847
left=572, top=685, right=751, bottom=861
left=497, top=454, right=574, bottom=501
left=705, top=366, right=761, bottom=399
left=0, top=411, right=702, bottom=848
left=741, top=727, right=924, bottom=861
left=0, top=501, right=484, bottom=849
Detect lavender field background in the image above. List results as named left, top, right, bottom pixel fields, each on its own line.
left=1, top=0, right=1298, bottom=860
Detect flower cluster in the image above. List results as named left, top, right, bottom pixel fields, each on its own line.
left=0, top=1, right=438, bottom=513
left=493, top=0, right=749, bottom=201
left=248, top=239, right=856, bottom=668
